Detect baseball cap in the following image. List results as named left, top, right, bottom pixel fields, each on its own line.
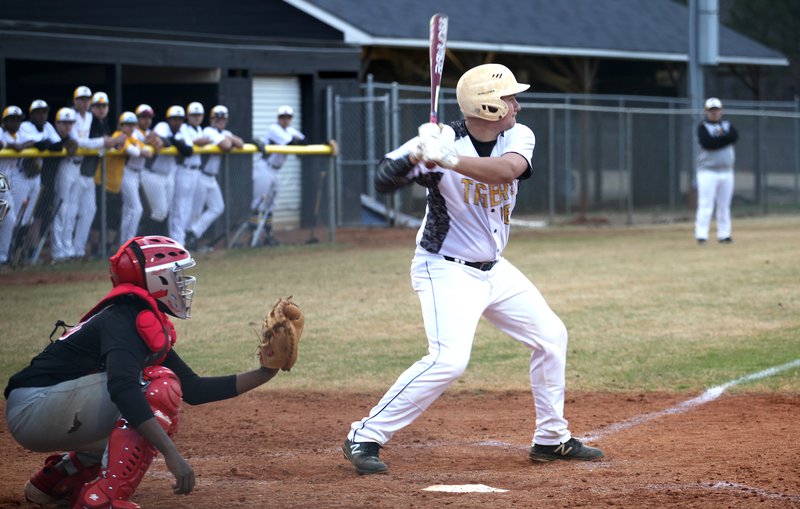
left=73, top=86, right=92, bottom=99
left=91, top=92, right=109, bottom=105
left=704, top=97, right=723, bottom=110
left=186, top=102, right=204, bottom=115
left=29, top=99, right=49, bottom=112
left=166, top=105, right=186, bottom=118
left=56, top=107, right=77, bottom=123
left=2, top=106, right=23, bottom=119
left=277, top=105, right=294, bottom=117
left=210, top=105, right=229, bottom=118
left=135, top=104, right=154, bottom=117
left=119, top=111, right=137, bottom=125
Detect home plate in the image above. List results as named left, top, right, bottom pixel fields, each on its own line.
left=422, top=484, right=508, bottom=493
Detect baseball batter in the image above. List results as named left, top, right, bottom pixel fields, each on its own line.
left=4, top=235, right=280, bottom=508
left=343, top=64, right=604, bottom=475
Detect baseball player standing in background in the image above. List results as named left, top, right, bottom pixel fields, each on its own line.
left=0, top=172, right=9, bottom=224
left=342, top=64, right=604, bottom=475
left=186, top=104, right=243, bottom=249
left=48, top=107, right=80, bottom=262
left=250, top=105, right=305, bottom=246
left=143, top=106, right=192, bottom=235
left=5, top=235, right=281, bottom=508
left=169, top=102, right=210, bottom=246
left=110, top=111, right=154, bottom=246
left=0, top=106, right=34, bottom=265
left=694, top=97, right=739, bottom=245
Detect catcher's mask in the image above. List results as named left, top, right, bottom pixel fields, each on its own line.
left=456, top=63, right=530, bottom=121
left=109, top=236, right=196, bottom=319
left=0, top=172, right=9, bottom=223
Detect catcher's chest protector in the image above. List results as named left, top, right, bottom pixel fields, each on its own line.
left=81, top=284, right=176, bottom=365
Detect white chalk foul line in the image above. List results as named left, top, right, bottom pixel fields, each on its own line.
left=580, top=358, right=800, bottom=443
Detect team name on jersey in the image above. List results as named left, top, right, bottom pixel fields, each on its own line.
left=461, top=178, right=517, bottom=208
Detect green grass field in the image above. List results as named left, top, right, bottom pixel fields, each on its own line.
left=2, top=215, right=799, bottom=395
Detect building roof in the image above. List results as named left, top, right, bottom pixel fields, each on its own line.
left=283, top=0, right=788, bottom=66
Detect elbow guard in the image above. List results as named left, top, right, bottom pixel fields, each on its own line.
left=375, top=154, right=415, bottom=193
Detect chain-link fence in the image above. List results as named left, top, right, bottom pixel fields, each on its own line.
left=332, top=79, right=800, bottom=227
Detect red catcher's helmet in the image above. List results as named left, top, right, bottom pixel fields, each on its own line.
left=109, top=236, right=196, bottom=319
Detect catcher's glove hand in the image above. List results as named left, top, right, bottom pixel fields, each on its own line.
left=259, top=297, right=304, bottom=371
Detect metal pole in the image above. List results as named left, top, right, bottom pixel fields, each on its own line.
left=100, top=155, right=108, bottom=260
left=618, top=99, right=625, bottom=212
left=390, top=82, right=401, bottom=224
left=668, top=103, right=676, bottom=210
left=564, top=98, right=572, bottom=215
left=365, top=74, right=376, bottom=198
left=327, top=85, right=337, bottom=242
left=626, top=111, right=634, bottom=225
left=223, top=154, right=231, bottom=248
left=548, top=108, right=555, bottom=225
left=795, top=97, right=800, bottom=206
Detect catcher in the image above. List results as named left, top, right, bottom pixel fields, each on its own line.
left=4, top=235, right=303, bottom=509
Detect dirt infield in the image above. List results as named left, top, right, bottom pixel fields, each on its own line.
left=1, top=390, right=798, bottom=508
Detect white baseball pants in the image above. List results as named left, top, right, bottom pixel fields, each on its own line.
left=169, top=166, right=199, bottom=245
left=141, top=170, right=173, bottom=222
left=349, top=253, right=571, bottom=447
left=251, top=159, right=278, bottom=215
left=190, top=173, right=224, bottom=238
left=71, top=175, right=97, bottom=258
left=119, top=167, right=144, bottom=244
left=50, top=159, right=82, bottom=260
left=694, top=168, right=734, bottom=240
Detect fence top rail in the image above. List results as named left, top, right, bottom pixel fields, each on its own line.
left=0, top=143, right=337, bottom=159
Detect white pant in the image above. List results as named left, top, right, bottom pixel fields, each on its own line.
left=141, top=170, right=173, bottom=222
left=50, top=159, right=82, bottom=260
left=694, top=168, right=734, bottom=240
left=119, top=167, right=144, bottom=244
left=190, top=172, right=224, bottom=238
left=251, top=159, right=279, bottom=215
left=0, top=167, right=42, bottom=262
left=6, top=373, right=119, bottom=454
left=169, top=166, right=200, bottom=245
left=72, top=175, right=97, bottom=258
left=349, top=253, right=571, bottom=446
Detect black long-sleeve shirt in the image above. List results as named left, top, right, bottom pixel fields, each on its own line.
left=4, top=296, right=238, bottom=427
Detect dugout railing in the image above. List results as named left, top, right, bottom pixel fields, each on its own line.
left=0, top=143, right=336, bottom=268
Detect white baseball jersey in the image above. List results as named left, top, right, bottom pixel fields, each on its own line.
left=263, top=123, right=304, bottom=169
left=179, top=124, right=205, bottom=168
left=19, top=121, right=61, bottom=146
left=385, top=121, right=535, bottom=263
left=151, top=122, right=185, bottom=175
left=200, top=126, right=231, bottom=176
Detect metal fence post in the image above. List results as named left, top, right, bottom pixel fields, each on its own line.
left=365, top=74, right=376, bottom=198
left=548, top=108, right=555, bottom=225
left=100, top=154, right=107, bottom=260
left=795, top=97, right=800, bottom=205
left=390, top=82, right=401, bottom=224
left=626, top=111, right=634, bottom=225
left=223, top=153, right=231, bottom=247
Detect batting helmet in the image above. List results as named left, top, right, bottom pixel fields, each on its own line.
left=73, top=86, right=92, bottom=100
left=2, top=106, right=23, bottom=119
left=29, top=99, right=49, bottom=113
left=109, top=236, right=197, bottom=319
left=456, top=64, right=530, bottom=121
left=91, top=92, right=109, bottom=106
left=277, top=105, right=294, bottom=117
left=0, top=172, right=9, bottom=223
left=135, top=104, right=155, bottom=117
left=186, top=102, right=204, bottom=115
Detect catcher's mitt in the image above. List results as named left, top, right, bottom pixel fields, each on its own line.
left=259, top=297, right=304, bottom=371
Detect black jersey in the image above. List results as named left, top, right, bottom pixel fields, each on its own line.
left=5, top=295, right=238, bottom=427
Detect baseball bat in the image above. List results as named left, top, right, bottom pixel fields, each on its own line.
left=429, top=13, right=449, bottom=124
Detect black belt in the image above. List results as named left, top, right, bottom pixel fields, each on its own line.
left=201, top=171, right=217, bottom=177
left=182, top=164, right=200, bottom=170
left=443, top=256, right=497, bottom=271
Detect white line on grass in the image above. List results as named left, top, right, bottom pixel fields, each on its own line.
left=579, top=358, right=800, bottom=443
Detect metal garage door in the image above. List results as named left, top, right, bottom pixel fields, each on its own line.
left=252, top=76, right=303, bottom=227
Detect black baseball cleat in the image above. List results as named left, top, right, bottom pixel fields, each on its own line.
left=718, top=237, right=733, bottom=243
left=529, top=438, right=604, bottom=462
left=696, top=238, right=707, bottom=245
left=342, top=439, right=388, bottom=475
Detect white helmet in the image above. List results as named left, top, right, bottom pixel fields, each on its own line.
left=0, top=172, right=9, bottom=223
left=211, top=105, right=229, bottom=118
left=456, top=64, right=530, bottom=121
left=166, top=105, right=186, bottom=119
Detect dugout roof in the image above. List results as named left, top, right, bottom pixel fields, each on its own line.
left=285, top=0, right=788, bottom=66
